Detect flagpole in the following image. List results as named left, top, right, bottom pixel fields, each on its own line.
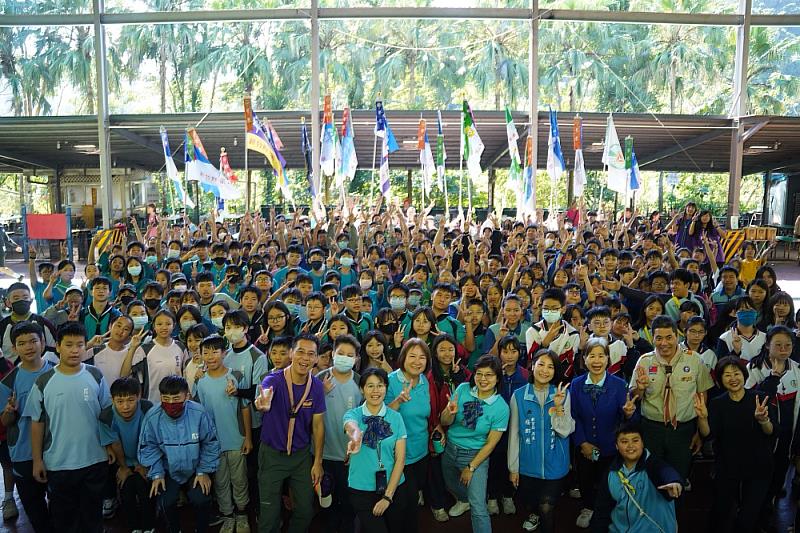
left=458, top=105, right=464, bottom=213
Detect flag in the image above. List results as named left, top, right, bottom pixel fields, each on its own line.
left=462, top=100, right=484, bottom=180
left=321, top=95, right=336, bottom=177
left=573, top=116, right=586, bottom=197
left=375, top=100, right=400, bottom=152
left=602, top=114, right=628, bottom=194
left=339, top=107, right=357, bottom=182
left=625, top=137, right=640, bottom=193
left=219, top=148, right=238, bottom=184
left=521, top=134, right=535, bottom=217
left=418, top=119, right=436, bottom=196
left=435, top=111, right=447, bottom=191
left=546, top=107, right=565, bottom=184
left=376, top=99, right=399, bottom=198
left=505, top=107, right=521, bottom=167
left=244, top=97, right=289, bottom=200
left=160, top=126, right=194, bottom=208
left=185, top=128, right=240, bottom=200
left=301, top=118, right=316, bottom=198
left=630, top=150, right=641, bottom=192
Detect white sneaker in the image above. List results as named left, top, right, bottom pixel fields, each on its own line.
left=502, top=497, right=516, bottom=515
left=448, top=500, right=470, bottom=517
left=568, top=487, right=582, bottom=499
left=522, top=513, right=540, bottom=531
left=2, top=499, right=18, bottom=521
left=576, top=508, right=593, bottom=529
left=235, top=513, right=251, bottom=533
left=487, top=499, right=500, bottom=516
left=219, top=515, right=235, bottom=533
left=418, top=490, right=425, bottom=506
left=432, top=508, right=449, bottom=522
left=102, top=498, right=117, bottom=519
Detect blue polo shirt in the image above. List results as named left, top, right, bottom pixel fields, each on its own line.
left=343, top=403, right=407, bottom=491
left=446, top=382, right=509, bottom=450
left=194, top=370, right=248, bottom=452
left=386, top=369, right=430, bottom=464
left=0, top=361, right=54, bottom=464
left=99, top=400, right=152, bottom=466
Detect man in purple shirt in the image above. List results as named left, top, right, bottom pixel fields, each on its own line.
left=254, top=333, right=325, bottom=533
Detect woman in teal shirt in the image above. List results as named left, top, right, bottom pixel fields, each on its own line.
left=386, top=338, right=432, bottom=533
left=344, top=368, right=408, bottom=533
left=440, top=354, right=510, bottom=533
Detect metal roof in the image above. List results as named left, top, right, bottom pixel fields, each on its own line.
left=0, top=110, right=797, bottom=177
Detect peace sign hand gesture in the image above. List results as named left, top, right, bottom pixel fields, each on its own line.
left=129, top=329, right=145, bottom=352
left=635, top=365, right=650, bottom=394
left=553, top=382, right=569, bottom=409
left=445, top=393, right=459, bottom=416
left=257, top=325, right=270, bottom=346
left=394, top=325, right=406, bottom=348
left=693, top=393, right=708, bottom=419
left=396, top=382, right=412, bottom=404
left=254, top=385, right=274, bottom=412
left=754, top=395, right=770, bottom=424
left=622, top=392, right=636, bottom=418
left=731, top=327, right=742, bottom=354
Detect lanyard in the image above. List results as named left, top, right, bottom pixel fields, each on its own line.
left=283, top=366, right=313, bottom=455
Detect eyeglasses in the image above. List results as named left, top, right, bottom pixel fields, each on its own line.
left=267, top=315, right=286, bottom=322
left=475, top=372, right=496, bottom=381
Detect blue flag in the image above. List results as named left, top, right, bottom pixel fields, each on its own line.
left=375, top=100, right=399, bottom=153
left=301, top=120, right=316, bottom=198
left=546, top=107, right=565, bottom=183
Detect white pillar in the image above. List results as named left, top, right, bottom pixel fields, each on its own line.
left=93, top=0, right=113, bottom=228
left=529, top=0, right=539, bottom=210
left=311, top=0, right=321, bottom=200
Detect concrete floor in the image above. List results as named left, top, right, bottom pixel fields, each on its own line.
left=0, top=256, right=797, bottom=532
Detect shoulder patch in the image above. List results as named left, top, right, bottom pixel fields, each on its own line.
left=84, top=364, right=105, bottom=385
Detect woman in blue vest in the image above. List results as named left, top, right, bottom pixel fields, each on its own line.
left=440, top=354, right=510, bottom=533
left=569, top=338, right=637, bottom=529
left=508, top=349, right=575, bottom=533
left=344, top=367, right=408, bottom=533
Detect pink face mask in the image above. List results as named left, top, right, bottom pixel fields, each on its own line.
left=162, top=401, right=185, bottom=419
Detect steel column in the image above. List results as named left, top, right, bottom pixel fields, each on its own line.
left=529, top=0, right=539, bottom=211
left=727, top=0, right=751, bottom=223
left=93, top=0, right=113, bottom=228
left=311, top=0, right=321, bottom=205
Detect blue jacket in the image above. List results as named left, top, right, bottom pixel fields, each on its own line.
left=498, top=366, right=528, bottom=405
left=508, top=383, right=575, bottom=480
left=591, top=450, right=681, bottom=533
left=138, top=400, right=220, bottom=484
left=570, top=372, right=637, bottom=457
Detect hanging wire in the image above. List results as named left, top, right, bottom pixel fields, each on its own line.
left=327, top=25, right=521, bottom=52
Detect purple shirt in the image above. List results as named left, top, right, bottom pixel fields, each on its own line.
left=259, top=370, right=326, bottom=453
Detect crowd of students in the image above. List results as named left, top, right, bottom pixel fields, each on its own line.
left=0, top=198, right=794, bottom=533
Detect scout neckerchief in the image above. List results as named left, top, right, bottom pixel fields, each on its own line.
left=657, top=352, right=682, bottom=429
left=283, top=365, right=313, bottom=455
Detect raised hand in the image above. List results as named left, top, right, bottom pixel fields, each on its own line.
left=346, top=426, right=363, bottom=456
left=225, top=377, right=237, bottom=397
left=635, top=365, right=650, bottom=393
left=754, top=395, right=770, bottom=423
left=394, top=325, right=405, bottom=348
left=323, top=373, right=335, bottom=394
left=129, top=329, right=145, bottom=351
left=396, top=382, right=412, bottom=404
left=623, top=392, right=636, bottom=418
left=326, top=250, right=335, bottom=269
left=257, top=325, right=270, bottom=346
left=693, top=393, right=708, bottom=419
left=254, top=385, right=274, bottom=412
left=445, top=393, right=459, bottom=416
left=553, top=382, right=569, bottom=409
left=731, top=327, right=742, bottom=354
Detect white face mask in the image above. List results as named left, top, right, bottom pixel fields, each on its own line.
left=333, top=355, right=355, bottom=372
left=225, top=328, right=246, bottom=344
left=360, top=279, right=373, bottom=290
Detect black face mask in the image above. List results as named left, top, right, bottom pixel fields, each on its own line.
left=250, top=263, right=265, bottom=273
left=379, top=322, right=398, bottom=336
left=11, top=300, right=31, bottom=316
left=119, top=295, right=135, bottom=306
left=213, top=257, right=228, bottom=266
left=310, top=260, right=323, bottom=271
left=144, top=298, right=162, bottom=310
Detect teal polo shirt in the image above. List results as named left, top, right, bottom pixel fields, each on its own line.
left=446, top=382, right=510, bottom=450
left=386, top=369, right=430, bottom=464
left=343, top=403, right=407, bottom=491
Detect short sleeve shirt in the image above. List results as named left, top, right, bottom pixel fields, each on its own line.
left=386, top=369, right=431, bottom=464
left=343, top=403, right=407, bottom=491
left=446, top=382, right=510, bottom=450
left=259, top=368, right=326, bottom=454
left=195, top=370, right=248, bottom=452
left=631, top=349, right=713, bottom=423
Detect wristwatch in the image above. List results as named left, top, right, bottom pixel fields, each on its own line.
left=468, top=464, right=476, bottom=472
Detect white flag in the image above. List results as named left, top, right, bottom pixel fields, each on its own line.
left=602, top=114, right=628, bottom=194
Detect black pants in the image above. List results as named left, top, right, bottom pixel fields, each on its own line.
left=47, top=461, right=107, bottom=533
left=487, top=433, right=514, bottom=500
left=159, top=474, right=212, bottom=533
left=711, top=476, right=770, bottom=533
left=248, top=429, right=261, bottom=516
left=12, top=461, right=51, bottom=533
left=576, top=452, right=613, bottom=511
left=349, top=482, right=408, bottom=533
left=403, top=456, right=428, bottom=532
left=641, top=418, right=696, bottom=480
left=120, top=471, right=156, bottom=531
left=518, top=475, right=565, bottom=533
left=321, top=459, right=355, bottom=533
left=426, top=454, right=448, bottom=511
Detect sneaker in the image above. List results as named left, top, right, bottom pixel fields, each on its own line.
left=502, top=497, right=516, bottom=515
left=432, top=508, right=449, bottom=522
left=418, top=490, right=425, bottom=506
left=487, top=499, right=500, bottom=516
left=448, top=500, right=470, bottom=517
left=2, top=499, right=18, bottom=521
left=235, top=513, right=251, bottom=533
left=522, top=513, right=540, bottom=531
left=102, top=498, right=117, bottom=519
left=576, top=508, right=593, bottom=529
left=568, top=487, right=582, bottom=499
left=219, top=515, right=235, bottom=533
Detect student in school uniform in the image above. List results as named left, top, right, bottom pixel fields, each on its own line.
left=0, top=321, right=55, bottom=532
left=23, top=322, right=113, bottom=533
left=715, top=297, right=767, bottom=362
left=526, top=288, right=580, bottom=377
